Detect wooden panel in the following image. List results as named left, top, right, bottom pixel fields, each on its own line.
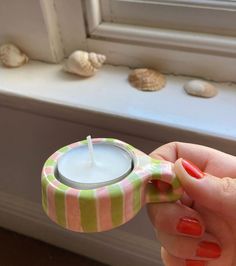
left=0, top=0, right=64, bottom=62
left=101, top=0, right=236, bottom=36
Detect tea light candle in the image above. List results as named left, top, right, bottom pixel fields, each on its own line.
left=57, top=136, right=133, bottom=189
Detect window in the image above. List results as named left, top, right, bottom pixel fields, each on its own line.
left=85, top=0, right=236, bottom=52
left=0, top=0, right=235, bottom=81
left=82, top=0, right=236, bottom=81
left=100, top=0, right=236, bottom=36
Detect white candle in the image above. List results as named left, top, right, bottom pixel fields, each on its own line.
left=57, top=138, right=133, bottom=189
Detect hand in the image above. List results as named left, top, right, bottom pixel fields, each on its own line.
left=147, top=142, right=236, bottom=266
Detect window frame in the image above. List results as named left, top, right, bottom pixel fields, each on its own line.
left=79, top=0, right=236, bottom=82
left=100, top=0, right=236, bottom=36
left=1, top=0, right=236, bottom=82
left=85, top=0, right=236, bottom=56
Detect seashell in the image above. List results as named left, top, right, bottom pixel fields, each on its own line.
left=0, top=43, right=29, bottom=68
left=184, top=79, right=218, bottom=98
left=128, top=68, right=166, bottom=91
left=63, top=50, right=106, bottom=77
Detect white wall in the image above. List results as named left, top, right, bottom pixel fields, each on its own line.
left=0, top=105, right=164, bottom=266
left=1, top=102, right=235, bottom=265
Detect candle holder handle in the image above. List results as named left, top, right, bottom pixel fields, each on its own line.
left=41, top=139, right=185, bottom=233
left=145, top=159, right=184, bottom=203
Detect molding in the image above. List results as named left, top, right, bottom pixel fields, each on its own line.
left=123, top=0, right=236, bottom=10
left=53, top=0, right=88, bottom=56
left=84, top=0, right=236, bottom=81
left=39, top=0, right=65, bottom=63
left=0, top=191, right=162, bottom=266
left=84, top=0, right=102, bottom=33
left=88, top=38, right=236, bottom=82
left=91, top=22, right=236, bottom=56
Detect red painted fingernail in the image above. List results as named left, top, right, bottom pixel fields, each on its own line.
left=196, top=241, right=221, bottom=258
left=182, top=159, right=204, bottom=179
left=186, top=260, right=206, bottom=266
left=177, top=217, right=202, bottom=236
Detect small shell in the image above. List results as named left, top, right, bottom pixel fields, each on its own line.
left=128, top=68, right=166, bottom=91
left=63, top=50, right=106, bottom=77
left=184, top=80, right=218, bottom=98
left=0, top=43, right=29, bottom=68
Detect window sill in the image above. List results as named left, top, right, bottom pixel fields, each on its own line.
left=0, top=61, right=236, bottom=153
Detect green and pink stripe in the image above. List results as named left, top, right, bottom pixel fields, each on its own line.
left=41, top=138, right=183, bottom=232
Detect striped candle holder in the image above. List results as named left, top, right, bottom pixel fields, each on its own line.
left=41, top=138, right=183, bottom=232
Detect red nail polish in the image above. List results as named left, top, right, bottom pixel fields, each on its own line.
left=186, top=260, right=206, bottom=266
left=177, top=217, right=202, bottom=236
left=182, top=159, right=204, bottom=179
left=196, top=241, right=221, bottom=258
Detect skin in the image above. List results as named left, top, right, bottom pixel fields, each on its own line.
left=147, top=142, right=236, bottom=266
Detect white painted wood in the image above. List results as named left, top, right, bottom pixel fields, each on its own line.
left=100, top=0, right=236, bottom=36
left=0, top=0, right=235, bottom=81
left=0, top=61, right=236, bottom=153
left=39, top=0, right=64, bottom=62
left=0, top=192, right=162, bottom=266
left=88, top=39, right=236, bottom=82
left=84, top=0, right=236, bottom=81
left=54, top=0, right=87, bottom=56
left=109, top=0, right=236, bottom=10
left=0, top=0, right=58, bottom=62
left=91, top=22, right=236, bottom=56
left=85, top=0, right=102, bottom=33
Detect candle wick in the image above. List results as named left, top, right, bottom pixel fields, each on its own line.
left=87, top=135, right=95, bottom=165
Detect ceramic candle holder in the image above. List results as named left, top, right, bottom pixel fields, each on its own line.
left=41, top=138, right=183, bottom=233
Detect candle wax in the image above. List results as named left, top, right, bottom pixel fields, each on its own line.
left=57, top=143, right=133, bottom=189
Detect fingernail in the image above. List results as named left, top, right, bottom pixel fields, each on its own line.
left=186, top=260, right=206, bottom=266
left=182, top=159, right=204, bottom=179
left=177, top=217, right=202, bottom=236
left=196, top=241, right=221, bottom=258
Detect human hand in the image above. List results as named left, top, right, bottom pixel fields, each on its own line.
left=147, top=142, right=236, bottom=266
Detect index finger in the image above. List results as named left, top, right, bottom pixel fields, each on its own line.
left=150, top=142, right=236, bottom=177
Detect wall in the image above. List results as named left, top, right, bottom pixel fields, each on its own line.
left=0, top=105, right=164, bottom=266
left=0, top=95, right=235, bottom=265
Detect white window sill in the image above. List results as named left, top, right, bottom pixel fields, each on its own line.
left=0, top=61, right=236, bottom=153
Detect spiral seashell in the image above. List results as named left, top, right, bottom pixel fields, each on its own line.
left=184, top=79, right=218, bottom=98
left=0, top=43, right=29, bottom=68
left=128, top=68, right=166, bottom=91
left=63, top=51, right=106, bottom=77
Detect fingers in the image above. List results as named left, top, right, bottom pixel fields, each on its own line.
left=161, top=247, right=207, bottom=266
left=149, top=142, right=214, bottom=166
left=157, top=231, right=221, bottom=260
left=161, top=247, right=184, bottom=266
left=175, top=158, right=236, bottom=217
left=147, top=202, right=221, bottom=262
left=147, top=202, right=204, bottom=237
left=149, top=142, right=236, bottom=177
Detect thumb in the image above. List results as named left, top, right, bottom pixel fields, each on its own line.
left=175, top=158, right=236, bottom=217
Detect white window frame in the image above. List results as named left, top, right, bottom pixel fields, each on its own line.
left=0, top=0, right=87, bottom=63
left=0, top=0, right=64, bottom=63
left=1, top=0, right=236, bottom=82
left=78, top=0, right=236, bottom=82
left=100, top=0, right=236, bottom=36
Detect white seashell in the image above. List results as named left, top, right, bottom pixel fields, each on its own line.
left=0, top=43, right=29, bottom=68
left=184, top=80, right=218, bottom=98
left=63, top=51, right=106, bottom=77
left=128, top=68, right=166, bottom=91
